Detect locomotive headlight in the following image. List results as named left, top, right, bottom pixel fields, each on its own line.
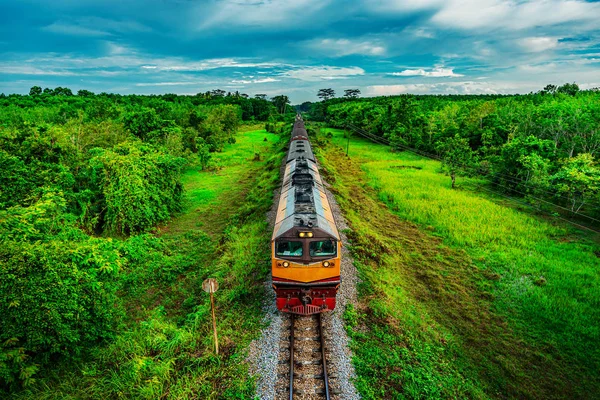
left=283, top=261, right=290, bottom=268
left=307, top=232, right=314, bottom=238
left=299, top=232, right=306, bottom=238
left=322, top=261, right=330, bottom=267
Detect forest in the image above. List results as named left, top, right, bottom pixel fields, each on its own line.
left=310, top=84, right=600, bottom=226
left=0, top=88, right=293, bottom=395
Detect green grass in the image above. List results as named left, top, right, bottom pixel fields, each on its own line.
left=318, top=127, right=600, bottom=399
left=13, top=128, right=284, bottom=399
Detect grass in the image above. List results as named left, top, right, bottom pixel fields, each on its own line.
left=317, top=127, right=600, bottom=399
left=13, top=128, right=284, bottom=399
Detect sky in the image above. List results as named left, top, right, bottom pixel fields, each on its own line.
left=1, top=0, right=599, bottom=103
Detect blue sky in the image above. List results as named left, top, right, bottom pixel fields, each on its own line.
left=1, top=0, right=599, bottom=102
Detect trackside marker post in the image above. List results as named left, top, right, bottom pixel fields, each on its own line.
left=202, top=278, right=219, bottom=355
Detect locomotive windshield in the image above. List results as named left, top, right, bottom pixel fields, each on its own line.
left=309, top=240, right=336, bottom=257
left=276, top=241, right=303, bottom=257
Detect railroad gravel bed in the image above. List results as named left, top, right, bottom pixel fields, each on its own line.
left=248, top=156, right=360, bottom=400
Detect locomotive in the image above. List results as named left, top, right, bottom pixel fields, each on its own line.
left=271, top=115, right=341, bottom=315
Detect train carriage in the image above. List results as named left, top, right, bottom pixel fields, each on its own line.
left=271, top=115, right=341, bottom=315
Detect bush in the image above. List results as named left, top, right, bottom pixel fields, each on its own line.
left=86, top=141, right=186, bottom=234
left=0, top=191, right=122, bottom=389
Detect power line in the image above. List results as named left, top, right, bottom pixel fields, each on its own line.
left=347, top=122, right=600, bottom=211
left=343, top=123, right=600, bottom=232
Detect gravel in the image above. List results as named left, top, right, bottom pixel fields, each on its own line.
left=248, top=156, right=361, bottom=400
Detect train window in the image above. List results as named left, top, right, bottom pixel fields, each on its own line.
left=309, top=240, right=336, bottom=257
left=276, top=241, right=303, bottom=257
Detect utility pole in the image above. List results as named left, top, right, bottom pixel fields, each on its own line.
left=202, top=278, right=219, bottom=355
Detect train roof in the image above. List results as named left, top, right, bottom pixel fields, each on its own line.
left=272, top=157, right=339, bottom=240
left=287, top=139, right=315, bottom=163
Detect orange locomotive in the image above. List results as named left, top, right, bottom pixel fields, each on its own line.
left=271, top=115, right=341, bottom=315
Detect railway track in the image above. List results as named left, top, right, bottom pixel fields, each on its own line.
left=276, top=314, right=338, bottom=399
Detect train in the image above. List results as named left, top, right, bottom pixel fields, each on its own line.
left=271, top=115, right=341, bottom=315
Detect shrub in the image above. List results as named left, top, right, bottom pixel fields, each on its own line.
left=86, top=141, right=186, bottom=234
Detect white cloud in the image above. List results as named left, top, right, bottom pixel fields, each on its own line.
left=43, top=22, right=110, bottom=37
left=390, top=67, right=463, bottom=77
left=430, top=0, right=600, bottom=31
left=366, top=81, right=511, bottom=96
left=42, top=17, right=152, bottom=37
left=307, top=38, right=386, bottom=57
left=518, top=37, right=559, bottom=53
left=282, top=66, right=365, bottom=81
left=197, top=0, right=331, bottom=30
left=230, top=77, right=280, bottom=84
left=0, top=65, right=78, bottom=76
left=368, top=0, right=444, bottom=13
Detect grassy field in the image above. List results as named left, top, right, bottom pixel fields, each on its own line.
left=317, top=127, right=600, bottom=399
left=14, top=128, right=283, bottom=399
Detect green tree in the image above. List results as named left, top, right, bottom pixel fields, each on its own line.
left=557, top=82, right=580, bottom=97
left=439, top=134, right=474, bottom=188
left=271, top=95, right=290, bottom=114
left=343, top=89, right=361, bottom=99
left=317, top=88, right=335, bottom=101
left=550, top=153, right=600, bottom=212
left=28, top=86, right=42, bottom=96
left=0, top=191, right=122, bottom=387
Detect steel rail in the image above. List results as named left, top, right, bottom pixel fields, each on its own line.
left=289, top=313, right=295, bottom=400
left=318, top=314, right=331, bottom=400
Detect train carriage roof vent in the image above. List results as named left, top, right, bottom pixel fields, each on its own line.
left=292, top=173, right=313, bottom=186
left=295, top=187, right=312, bottom=203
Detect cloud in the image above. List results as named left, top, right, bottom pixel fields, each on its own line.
left=0, top=65, right=78, bottom=76
left=282, top=66, right=365, bottom=81
left=430, top=0, right=600, bottom=31
left=42, top=17, right=152, bottom=37
left=197, top=0, right=331, bottom=30
left=518, top=37, right=559, bottom=53
left=306, top=38, right=386, bottom=57
left=367, top=0, right=444, bottom=13
left=43, top=22, right=110, bottom=37
left=390, top=67, right=463, bottom=77
left=366, top=81, right=516, bottom=96
left=231, top=77, right=280, bottom=84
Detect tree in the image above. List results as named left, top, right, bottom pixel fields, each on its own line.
left=210, top=89, right=226, bottom=97
left=542, top=84, right=557, bottom=95
left=343, top=89, right=361, bottom=99
left=557, top=82, right=580, bottom=97
left=317, top=88, right=335, bottom=101
left=550, top=153, right=600, bottom=212
left=29, top=86, right=42, bottom=96
left=53, top=87, right=73, bottom=96
left=255, top=94, right=267, bottom=100
left=272, top=95, right=290, bottom=114
left=439, top=134, right=474, bottom=188
left=77, top=89, right=95, bottom=97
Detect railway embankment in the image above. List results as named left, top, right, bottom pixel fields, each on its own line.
left=316, top=126, right=600, bottom=399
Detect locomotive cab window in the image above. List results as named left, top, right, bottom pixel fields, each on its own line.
left=309, top=240, right=336, bottom=257
left=276, top=241, right=303, bottom=257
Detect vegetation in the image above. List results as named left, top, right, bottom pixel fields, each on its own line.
left=316, top=127, right=600, bottom=399
left=308, top=84, right=600, bottom=226
left=0, top=88, right=288, bottom=397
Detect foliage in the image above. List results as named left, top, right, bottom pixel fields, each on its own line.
left=86, top=141, right=186, bottom=234
left=0, top=191, right=122, bottom=389
left=550, top=153, right=600, bottom=212
left=3, top=129, right=284, bottom=399
left=317, top=88, right=336, bottom=101
left=0, top=88, right=281, bottom=396
left=318, top=128, right=600, bottom=399
left=320, top=86, right=600, bottom=218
